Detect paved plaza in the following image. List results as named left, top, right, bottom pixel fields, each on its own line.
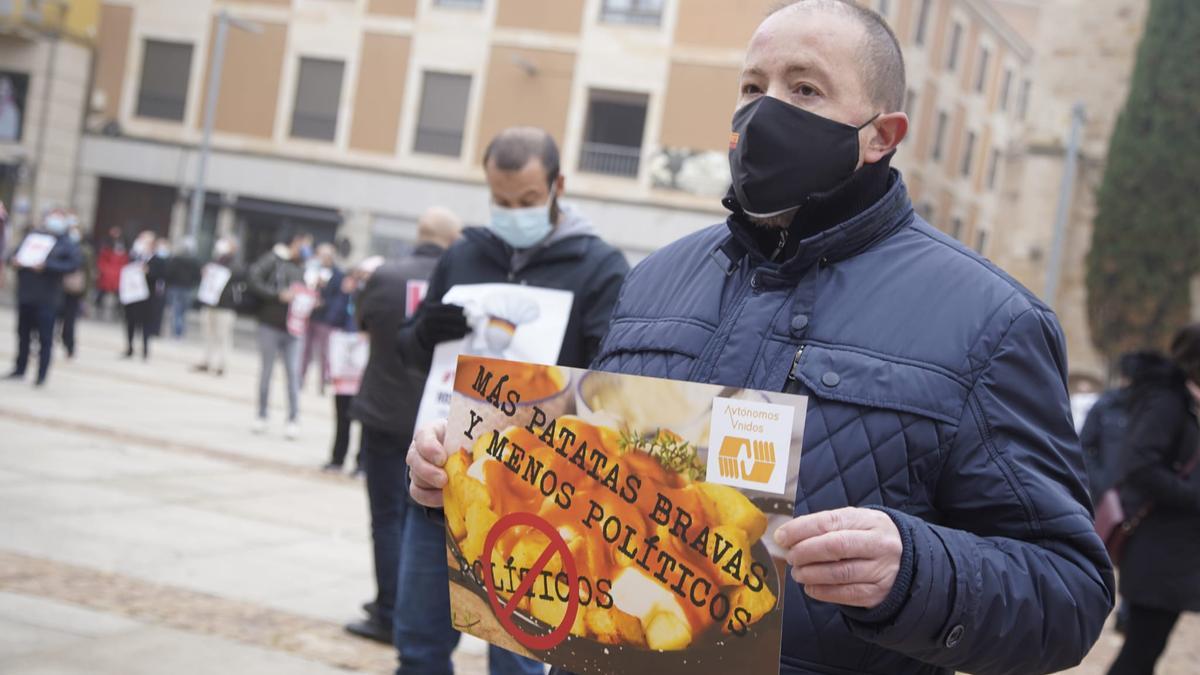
left=0, top=306, right=1195, bottom=674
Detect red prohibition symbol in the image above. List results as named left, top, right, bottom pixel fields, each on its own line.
left=482, top=512, right=580, bottom=651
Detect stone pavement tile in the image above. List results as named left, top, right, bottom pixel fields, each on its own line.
left=195, top=484, right=370, bottom=540
left=0, top=481, right=161, bottom=519
left=0, top=590, right=142, bottom=640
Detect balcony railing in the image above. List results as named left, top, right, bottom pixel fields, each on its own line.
left=579, top=142, right=641, bottom=178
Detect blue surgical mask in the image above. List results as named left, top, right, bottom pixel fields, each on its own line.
left=489, top=201, right=554, bottom=250
left=300, top=244, right=314, bottom=261
left=45, top=216, right=67, bottom=235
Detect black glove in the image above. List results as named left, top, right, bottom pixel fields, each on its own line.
left=415, top=302, right=470, bottom=349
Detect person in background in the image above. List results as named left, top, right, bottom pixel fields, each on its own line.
left=341, top=207, right=462, bottom=645
left=193, top=236, right=241, bottom=377
left=145, top=236, right=171, bottom=341
left=0, top=200, right=8, bottom=286
left=395, top=127, right=629, bottom=674
left=5, top=209, right=82, bottom=386
left=1080, top=353, right=1156, bottom=506
left=94, top=226, right=128, bottom=321
left=163, top=237, right=202, bottom=339
left=1106, top=326, right=1200, bottom=674
left=1070, top=372, right=1105, bottom=436
left=322, top=259, right=381, bottom=475
left=248, top=231, right=312, bottom=439
left=59, top=217, right=94, bottom=359
left=302, top=242, right=343, bottom=395
left=122, top=231, right=165, bottom=360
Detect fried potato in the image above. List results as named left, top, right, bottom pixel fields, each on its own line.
left=709, top=525, right=753, bottom=587
left=728, top=584, right=777, bottom=630
left=461, top=502, right=499, bottom=564
left=446, top=450, right=470, bottom=479
left=696, top=483, right=768, bottom=543
left=644, top=609, right=693, bottom=651
left=586, top=607, right=647, bottom=647
left=530, top=595, right=587, bottom=637
left=510, top=530, right=564, bottom=576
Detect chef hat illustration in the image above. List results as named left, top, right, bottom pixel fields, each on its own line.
left=483, top=292, right=541, bottom=335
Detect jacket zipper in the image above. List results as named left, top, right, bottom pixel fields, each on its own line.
left=787, top=345, right=806, bottom=381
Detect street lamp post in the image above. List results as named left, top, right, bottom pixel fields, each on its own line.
left=1043, top=102, right=1087, bottom=308
left=187, top=10, right=261, bottom=246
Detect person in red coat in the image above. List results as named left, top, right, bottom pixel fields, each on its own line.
left=94, top=226, right=128, bottom=320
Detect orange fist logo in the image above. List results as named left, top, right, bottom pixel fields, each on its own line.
left=716, top=436, right=776, bottom=484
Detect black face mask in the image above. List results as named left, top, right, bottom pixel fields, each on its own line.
left=729, top=96, right=878, bottom=219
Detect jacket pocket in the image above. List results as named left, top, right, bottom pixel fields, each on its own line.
left=789, top=343, right=968, bottom=426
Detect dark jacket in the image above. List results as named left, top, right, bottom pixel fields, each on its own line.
left=163, top=255, right=202, bottom=288
left=1079, top=387, right=1131, bottom=504
left=352, top=245, right=443, bottom=436
left=248, top=246, right=304, bottom=331
left=209, top=256, right=246, bottom=311
left=10, top=232, right=83, bottom=307
left=1117, top=355, right=1200, bottom=611
left=591, top=171, right=1112, bottom=675
left=313, top=266, right=346, bottom=325
left=397, top=208, right=630, bottom=371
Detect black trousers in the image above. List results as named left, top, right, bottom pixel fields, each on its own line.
left=60, top=294, right=81, bottom=356
left=329, top=394, right=362, bottom=468
left=1107, top=604, right=1181, bottom=675
left=124, top=300, right=151, bottom=357
left=14, top=302, right=57, bottom=382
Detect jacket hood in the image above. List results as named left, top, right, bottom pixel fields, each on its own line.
left=273, top=244, right=291, bottom=260
left=1129, top=351, right=1186, bottom=389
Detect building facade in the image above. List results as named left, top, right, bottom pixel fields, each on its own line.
left=72, top=0, right=1033, bottom=267
left=0, top=0, right=98, bottom=228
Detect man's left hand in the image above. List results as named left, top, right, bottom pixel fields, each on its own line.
left=774, top=507, right=903, bottom=609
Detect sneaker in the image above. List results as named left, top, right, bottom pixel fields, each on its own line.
left=191, top=364, right=209, bottom=373
left=284, top=422, right=299, bottom=440
left=252, top=418, right=268, bottom=435
left=321, top=462, right=343, bottom=473
left=4, top=371, right=23, bottom=381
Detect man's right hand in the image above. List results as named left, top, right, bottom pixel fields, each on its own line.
left=415, top=303, right=469, bottom=349
left=279, top=289, right=295, bottom=303
left=407, top=419, right=449, bottom=508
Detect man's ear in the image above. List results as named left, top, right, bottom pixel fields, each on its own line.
left=553, top=173, right=566, bottom=199
left=863, top=112, right=908, bottom=165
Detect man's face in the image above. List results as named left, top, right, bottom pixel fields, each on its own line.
left=485, top=158, right=564, bottom=211
left=291, top=236, right=312, bottom=260
left=738, top=8, right=878, bottom=170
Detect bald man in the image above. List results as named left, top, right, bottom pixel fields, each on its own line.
left=408, top=3, right=1112, bottom=674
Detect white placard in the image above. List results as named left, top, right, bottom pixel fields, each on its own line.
left=329, top=330, right=370, bottom=395
left=14, top=233, right=55, bottom=268
left=413, top=283, right=575, bottom=431
left=118, top=263, right=150, bottom=305
left=286, top=282, right=318, bottom=337
left=197, top=263, right=233, bottom=307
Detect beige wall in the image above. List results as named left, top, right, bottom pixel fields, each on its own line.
left=350, top=32, right=411, bottom=154
left=240, top=0, right=291, bottom=6
left=367, top=0, right=417, bottom=18
left=202, top=19, right=288, bottom=139
left=659, top=62, right=738, bottom=152
left=475, top=46, right=576, bottom=162
left=95, top=2, right=132, bottom=121
left=495, top=0, right=584, bottom=35
left=673, top=0, right=777, bottom=50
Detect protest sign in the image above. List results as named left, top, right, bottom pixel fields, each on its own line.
left=197, top=263, right=233, bottom=307
left=285, top=282, right=318, bottom=337
left=412, top=283, right=573, bottom=431
left=118, top=263, right=149, bottom=305
left=442, top=356, right=806, bottom=675
left=14, top=233, right=55, bottom=268
left=328, top=330, right=369, bottom=395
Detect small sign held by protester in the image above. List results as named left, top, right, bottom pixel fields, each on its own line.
left=118, top=263, right=150, bottom=305
left=13, top=232, right=55, bottom=268
left=285, top=282, right=318, bottom=337
left=441, top=355, right=807, bottom=675
left=197, top=263, right=233, bottom=307
left=328, top=330, right=369, bottom=395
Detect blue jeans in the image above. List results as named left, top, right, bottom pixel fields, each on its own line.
left=363, top=428, right=410, bottom=629
left=394, top=495, right=544, bottom=675
left=166, top=286, right=192, bottom=338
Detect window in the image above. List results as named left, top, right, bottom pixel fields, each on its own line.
left=914, top=0, right=933, bottom=46
left=876, top=0, right=891, bottom=17
left=600, top=0, right=664, bottom=26
left=136, top=39, right=193, bottom=121
left=976, top=229, right=989, bottom=254
left=946, top=21, right=963, bottom=71
left=974, top=47, right=990, bottom=93
left=433, top=0, right=483, bottom=8
left=987, top=148, right=1001, bottom=190
left=580, top=90, right=648, bottom=178
left=904, top=88, right=917, bottom=120
left=999, top=68, right=1014, bottom=111
left=1017, top=78, right=1032, bottom=120
left=931, top=110, right=948, bottom=161
left=413, top=72, right=472, bottom=157
left=950, top=217, right=964, bottom=239
left=960, top=131, right=976, bottom=177
left=290, top=58, right=344, bottom=142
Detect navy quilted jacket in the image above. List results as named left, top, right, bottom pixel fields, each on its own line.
left=591, top=173, right=1113, bottom=675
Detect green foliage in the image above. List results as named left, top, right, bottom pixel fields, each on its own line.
left=1087, top=0, right=1200, bottom=361
left=618, top=427, right=705, bottom=481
